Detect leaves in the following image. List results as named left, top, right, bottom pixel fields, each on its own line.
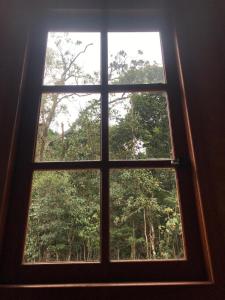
left=24, top=33, right=184, bottom=262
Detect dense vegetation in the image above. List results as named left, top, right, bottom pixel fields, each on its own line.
left=24, top=33, right=184, bottom=262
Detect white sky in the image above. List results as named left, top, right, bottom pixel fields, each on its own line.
left=108, top=32, right=163, bottom=65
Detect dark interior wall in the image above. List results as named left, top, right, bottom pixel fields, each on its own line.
left=173, top=1, right=225, bottom=287
left=0, top=0, right=224, bottom=299
left=0, top=2, right=29, bottom=255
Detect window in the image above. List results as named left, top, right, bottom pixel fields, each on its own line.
left=0, top=11, right=207, bottom=284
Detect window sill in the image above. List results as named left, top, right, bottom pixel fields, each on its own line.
left=0, top=281, right=213, bottom=288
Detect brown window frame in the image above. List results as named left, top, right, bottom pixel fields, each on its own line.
left=0, top=11, right=208, bottom=284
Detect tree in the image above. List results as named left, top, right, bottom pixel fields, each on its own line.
left=36, top=33, right=98, bottom=161
left=25, top=33, right=183, bottom=262
left=25, top=170, right=100, bottom=262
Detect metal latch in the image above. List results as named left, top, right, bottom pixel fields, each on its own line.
left=171, top=158, right=180, bottom=166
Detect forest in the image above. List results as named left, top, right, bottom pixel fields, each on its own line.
left=24, top=32, right=184, bottom=262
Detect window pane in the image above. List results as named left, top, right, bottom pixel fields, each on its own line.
left=43, top=32, right=100, bottom=85
left=110, top=169, right=184, bottom=261
left=35, top=93, right=101, bottom=161
left=109, top=92, right=172, bottom=160
left=24, top=170, right=100, bottom=263
left=108, top=32, right=165, bottom=84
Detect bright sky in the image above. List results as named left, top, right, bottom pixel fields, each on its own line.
left=108, top=32, right=163, bottom=65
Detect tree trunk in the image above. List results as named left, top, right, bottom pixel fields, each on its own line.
left=143, top=208, right=150, bottom=259
left=131, top=221, right=136, bottom=260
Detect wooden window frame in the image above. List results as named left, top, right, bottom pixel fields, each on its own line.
left=0, top=10, right=209, bottom=285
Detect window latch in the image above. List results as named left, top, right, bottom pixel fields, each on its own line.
left=171, top=158, right=180, bottom=166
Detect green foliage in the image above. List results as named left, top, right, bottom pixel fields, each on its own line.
left=110, top=169, right=182, bottom=260
left=25, top=171, right=100, bottom=262
left=24, top=36, right=184, bottom=262
left=109, top=92, right=172, bottom=159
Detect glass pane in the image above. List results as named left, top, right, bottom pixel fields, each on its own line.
left=110, top=169, right=184, bottom=261
left=35, top=93, right=101, bottom=161
left=43, top=32, right=100, bottom=85
left=109, top=92, right=172, bottom=160
left=108, top=32, right=165, bottom=84
left=24, top=170, right=100, bottom=263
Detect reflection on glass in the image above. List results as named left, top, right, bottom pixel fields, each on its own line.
left=24, top=170, right=100, bottom=263
left=108, top=32, right=165, bottom=84
left=35, top=93, right=101, bottom=161
left=43, top=32, right=100, bottom=85
left=109, top=92, right=172, bottom=160
left=110, top=169, right=184, bottom=261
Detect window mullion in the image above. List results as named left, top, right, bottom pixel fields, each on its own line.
left=107, top=83, right=168, bottom=93
left=42, top=85, right=101, bottom=93
left=31, top=159, right=179, bottom=170
left=100, top=29, right=110, bottom=264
